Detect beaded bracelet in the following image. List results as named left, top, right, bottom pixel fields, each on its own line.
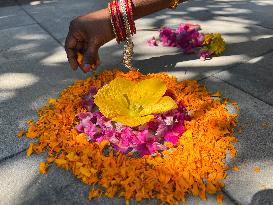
left=125, top=0, right=136, bottom=35
left=119, top=0, right=134, bottom=69
left=108, top=0, right=136, bottom=69
left=108, top=2, right=118, bottom=42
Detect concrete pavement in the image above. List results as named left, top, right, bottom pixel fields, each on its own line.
left=1, top=0, right=273, bottom=204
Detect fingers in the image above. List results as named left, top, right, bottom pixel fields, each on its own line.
left=65, top=32, right=79, bottom=70
left=81, top=43, right=100, bottom=73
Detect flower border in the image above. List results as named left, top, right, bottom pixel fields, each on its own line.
left=22, top=69, right=238, bottom=205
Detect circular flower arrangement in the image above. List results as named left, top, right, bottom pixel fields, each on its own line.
left=21, top=70, right=238, bottom=205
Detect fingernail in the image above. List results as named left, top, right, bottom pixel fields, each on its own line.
left=83, top=64, right=91, bottom=72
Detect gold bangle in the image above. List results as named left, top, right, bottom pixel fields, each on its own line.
left=169, top=0, right=179, bottom=9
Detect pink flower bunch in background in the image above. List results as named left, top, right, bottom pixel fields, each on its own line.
left=147, top=23, right=225, bottom=60
left=76, top=87, right=190, bottom=156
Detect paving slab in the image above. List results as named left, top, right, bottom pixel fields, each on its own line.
left=0, top=24, right=86, bottom=160
left=136, top=0, right=273, bottom=30
left=17, top=0, right=107, bottom=40
left=34, top=0, right=273, bottom=81
left=131, top=25, right=273, bottom=80
left=0, top=0, right=35, bottom=30
left=214, top=52, right=273, bottom=106
left=0, top=8, right=35, bottom=30
left=0, top=152, right=234, bottom=205
left=201, top=77, right=273, bottom=205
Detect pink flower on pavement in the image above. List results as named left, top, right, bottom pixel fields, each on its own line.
left=199, top=50, right=211, bottom=61
left=159, top=27, right=177, bottom=47
left=147, top=37, right=158, bottom=47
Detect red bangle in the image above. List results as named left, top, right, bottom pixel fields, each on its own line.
left=111, top=0, right=123, bottom=42
left=115, top=0, right=127, bottom=41
left=125, top=0, right=136, bottom=35
left=109, top=0, right=136, bottom=43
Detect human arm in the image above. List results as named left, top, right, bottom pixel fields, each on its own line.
left=65, top=0, right=183, bottom=73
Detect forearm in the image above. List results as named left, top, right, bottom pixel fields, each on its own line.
left=133, top=0, right=172, bottom=19
left=65, top=0, right=184, bottom=71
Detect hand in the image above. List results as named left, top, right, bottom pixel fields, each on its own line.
left=65, top=9, right=114, bottom=73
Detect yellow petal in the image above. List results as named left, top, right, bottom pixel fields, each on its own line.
left=129, top=78, right=167, bottom=106
left=94, top=77, right=133, bottom=118
left=140, top=96, right=177, bottom=116
left=26, top=143, right=34, bottom=157
left=17, top=130, right=26, bottom=138
left=39, top=162, right=47, bottom=174
left=55, top=159, right=67, bottom=166
left=80, top=167, right=91, bottom=177
left=112, top=115, right=154, bottom=127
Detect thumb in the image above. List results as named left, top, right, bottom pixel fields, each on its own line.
left=82, top=43, right=99, bottom=73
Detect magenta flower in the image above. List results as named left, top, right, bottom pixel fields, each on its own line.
left=164, top=131, right=179, bottom=145
left=199, top=50, right=211, bottom=61
left=82, top=87, right=98, bottom=111
left=175, top=24, right=204, bottom=53
left=147, top=37, right=158, bottom=47
left=135, top=130, right=158, bottom=156
left=159, top=27, right=177, bottom=47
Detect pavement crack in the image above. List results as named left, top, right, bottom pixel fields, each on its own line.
left=0, top=23, right=37, bottom=32
left=14, top=0, right=64, bottom=47
left=222, top=188, right=239, bottom=205
left=213, top=76, right=273, bottom=107
left=0, top=148, right=27, bottom=164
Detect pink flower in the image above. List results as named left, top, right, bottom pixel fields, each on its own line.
left=164, top=131, right=179, bottom=145
left=82, top=87, right=98, bottom=111
left=159, top=27, right=177, bottom=47
left=135, top=130, right=158, bottom=156
left=147, top=37, right=158, bottom=47
left=199, top=50, right=211, bottom=61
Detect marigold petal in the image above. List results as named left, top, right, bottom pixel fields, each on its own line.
left=80, top=167, right=91, bottom=177
left=17, top=130, right=26, bottom=138
left=39, top=162, right=47, bottom=174
left=26, top=143, right=34, bottom=157
left=217, top=194, right=224, bottom=204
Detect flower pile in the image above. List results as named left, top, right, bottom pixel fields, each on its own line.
left=147, top=23, right=225, bottom=60
left=20, top=70, right=238, bottom=205
left=76, top=83, right=190, bottom=156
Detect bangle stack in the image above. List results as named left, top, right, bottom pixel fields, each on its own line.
left=108, top=0, right=136, bottom=70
